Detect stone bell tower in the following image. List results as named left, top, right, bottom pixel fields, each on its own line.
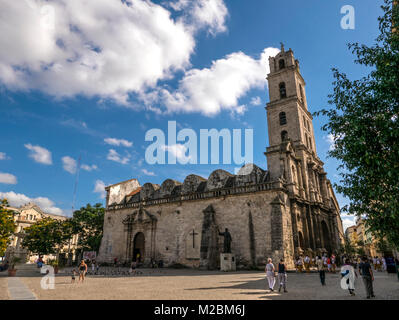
left=265, top=44, right=327, bottom=203
left=264, top=44, right=344, bottom=257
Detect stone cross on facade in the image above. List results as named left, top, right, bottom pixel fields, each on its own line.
left=190, top=229, right=198, bottom=248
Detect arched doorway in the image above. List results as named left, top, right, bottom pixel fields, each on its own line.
left=133, top=232, right=145, bottom=262
left=321, top=221, right=331, bottom=253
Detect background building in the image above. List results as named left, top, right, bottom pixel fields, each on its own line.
left=5, top=202, right=78, bottom=264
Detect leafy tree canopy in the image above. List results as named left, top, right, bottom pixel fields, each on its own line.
left=0, top=199, right=17, bottom=256
left=72, top=203, right=104, bottom=252
left=316, top=0, right=399, bottom=249
left=22, top=217, right=73, bottom=256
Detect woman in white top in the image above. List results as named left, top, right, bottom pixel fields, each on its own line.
left=265, top=258, right=276, bottom=292
left=340, top=259, right=357, bottom=296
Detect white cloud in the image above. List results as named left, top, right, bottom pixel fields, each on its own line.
left=250, top=96, right=262, bottom=106
left=161, top=144, right=191, bottom=162
left=0, top=152, right=9, bottom=160
left=24, top=143, right=52, bottom=165
left=107, top=149, right=130, bottom=165
left=155, top=47, right=280, bottom=116
left=104, top=138, right=133, bottom=148
left=81, top=164, right=98, bottom=172
left=342, top=217, right=356, bottom=232
left=0, top=173, right=17, bottom=185
left=93, top=180, right=106, bottom=199
left=0, top=0, right=198, bottom=104
left=62, top=156, right=77, bottom=174
left=170, top=0, right=228, bottom=36
left=0, top=191, right=63, bottom=215
left=142, top=169, right=156, bottom=176
left=325, top=134, right=336, bottom=151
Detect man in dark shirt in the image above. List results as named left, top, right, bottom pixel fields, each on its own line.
left=358, top=256, right=375, bottom=299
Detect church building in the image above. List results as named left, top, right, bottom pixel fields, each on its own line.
left=98, top=45, right=345, bottom=269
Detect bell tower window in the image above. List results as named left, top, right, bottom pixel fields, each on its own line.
left=279, top=112, right=287, bottom=125
left=279, top=82, right=287, bottom=99
left=279, top=59, right=285, bottom=70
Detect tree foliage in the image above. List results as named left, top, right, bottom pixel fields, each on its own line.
left=22, top=217, right=73, bottom=256
left=316, top=0, right=399, bottom=248
left=0, top=199, right=17, bottom=256
left=72, top=203, right=104, bottom=252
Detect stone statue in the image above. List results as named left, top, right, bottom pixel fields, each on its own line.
left=218, top=228, right=232, bottom=253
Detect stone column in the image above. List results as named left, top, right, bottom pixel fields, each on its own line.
left=306, top=205, right=316, bottom=250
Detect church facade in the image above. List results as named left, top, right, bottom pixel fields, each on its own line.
left=98, top=46, right=344, bottom=269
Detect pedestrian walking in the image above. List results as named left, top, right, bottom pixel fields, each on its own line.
left=277, top=259, right=288, bottom=293
left=327, top=256, right=332, bottom=273
left=340, top=259, right=357, bottom=296
left=78, top=260, right=88, bottom=283
left=382, top=257, right=387, bottom=272
left=304, top=255, right=310, bottom=273
left=316, top=256, right=326, bottom=286
left=297, top=256, right=303, bottom=273
left=331, top=254, right=337, bottom=273
left=129, top=260, right=137, bottom=276
left=71, top=269, right=76, bottom=284
left=91, top=260, right=95, bottom=275
left=265, top=258, right=276, bottom=292
left=359, top=256, right=375, bottom=299
left=372, top=256, right=377, bottom=270
left=376, top=257, right=381, bottom=272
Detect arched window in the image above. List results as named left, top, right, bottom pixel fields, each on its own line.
left=279, top=82, right=287, bottom=99
left=279, top=112, right=287, bottom=125
left=281, top=131, right=288, bottom=142
left=279, top=59, right=285, bottom=70
left=308, top=137, right=312, bottom=150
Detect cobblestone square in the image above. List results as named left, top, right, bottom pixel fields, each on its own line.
left=1, top=265, right=398, bottom=300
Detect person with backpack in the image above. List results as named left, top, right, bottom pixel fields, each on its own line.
left=277, top=259, right=288, bottom=293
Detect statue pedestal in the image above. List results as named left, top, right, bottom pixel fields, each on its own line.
left=220, top=253, right=236, bottom=272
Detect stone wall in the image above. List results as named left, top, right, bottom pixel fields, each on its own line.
left=98, top=189, right=296, bottom=269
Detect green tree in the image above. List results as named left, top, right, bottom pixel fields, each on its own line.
left=0, top=199, right=17, bottom=257
left=22, top=218, right=73, bottom=256
left=317, top=0, right=399, bottom=248
left=72, top=203, right=104, bottom=252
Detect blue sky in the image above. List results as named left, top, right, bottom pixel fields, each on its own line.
left=0, top=0, right=382, bottom=229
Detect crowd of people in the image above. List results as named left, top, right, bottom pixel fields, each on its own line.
left=265, top=254, right=399, bottom=299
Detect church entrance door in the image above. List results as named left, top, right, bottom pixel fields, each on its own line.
left=133, top=232, right=145, bottom=262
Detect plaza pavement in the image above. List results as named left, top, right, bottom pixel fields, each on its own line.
left=1, top=265, right=398, bottom=300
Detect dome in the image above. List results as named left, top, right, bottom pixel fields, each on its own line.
left=140, top=183, right=160, bottom=200
left=236, top=164, right=266, bottom=186
left=182, top=174, right=207, bottom=194
left=160, top=179, right=182, bottom=198
left=206, top=169, right=234, bottom=191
